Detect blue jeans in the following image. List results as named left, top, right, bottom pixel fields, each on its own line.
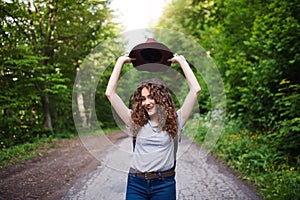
left=126, top=173, right=176, bottom=200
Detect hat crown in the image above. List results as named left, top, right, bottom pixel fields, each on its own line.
left=129, top=38, right=173, bottom=72
left=145, top=38, right=157, bottom=43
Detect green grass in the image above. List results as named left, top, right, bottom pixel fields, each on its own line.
left=0, top=137, right=58, bottom=169
left=0, top=127, right=121, bottom=169
left=184, top=114, right=300, bottom=200
left=102, top=126, right=122, bottom=134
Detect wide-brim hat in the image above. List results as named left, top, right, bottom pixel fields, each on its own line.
left=129, top=38, right=173, bottom=72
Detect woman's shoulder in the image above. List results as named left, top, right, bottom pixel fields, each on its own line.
left=176, top=109, right=181, bottom=117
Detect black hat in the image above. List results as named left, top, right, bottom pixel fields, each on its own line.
left=129, top=38, right=173, bottom=72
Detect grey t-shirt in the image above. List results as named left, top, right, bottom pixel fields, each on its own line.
left=130, top=110, right=182, bottom=172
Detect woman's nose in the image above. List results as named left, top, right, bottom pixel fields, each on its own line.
left=145, top=98, right=151, bottom=105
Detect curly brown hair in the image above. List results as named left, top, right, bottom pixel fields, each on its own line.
left=130, top=79, right=178, bottom=138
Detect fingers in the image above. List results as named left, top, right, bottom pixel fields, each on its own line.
left=168, top=53, right=184, bottom=63
left=119, top=54, right=136, bottom=63
left=124, top=53, right=136, bottom=61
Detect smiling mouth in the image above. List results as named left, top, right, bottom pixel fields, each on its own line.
left=145, top=105, right=154, bottom=113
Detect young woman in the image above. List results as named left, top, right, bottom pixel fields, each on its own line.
left=105, top=54, right=201, bottom=200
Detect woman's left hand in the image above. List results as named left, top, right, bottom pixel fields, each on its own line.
left=168, top=54, right=186, bottom=64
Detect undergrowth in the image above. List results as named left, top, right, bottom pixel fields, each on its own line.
left=0, top=127, right=120, bottom=169
left=184, top=113, right=300, bottom=200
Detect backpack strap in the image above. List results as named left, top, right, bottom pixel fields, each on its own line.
left=173, top=134, right=179, bottom=169
left=133, top=136, right=136, bottom=151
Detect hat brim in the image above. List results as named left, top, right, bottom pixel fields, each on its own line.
left=129, top=42, right=173, bottom=72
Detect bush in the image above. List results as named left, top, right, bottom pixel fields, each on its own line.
left=187, top=117, right=300, bottom=200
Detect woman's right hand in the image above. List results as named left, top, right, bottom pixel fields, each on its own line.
left=117, top=54, right=135, bottom=64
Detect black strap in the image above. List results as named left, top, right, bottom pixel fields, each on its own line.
left=133, top=136, right=136, bottom=151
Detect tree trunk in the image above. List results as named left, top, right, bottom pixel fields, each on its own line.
left=42, top=94, right=53, bottom=129
left=77, top=91, right=88, bottom=128
left=86, top=89, right=94, bottom=127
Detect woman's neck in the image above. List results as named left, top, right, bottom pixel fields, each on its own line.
left=149, top=114, right=159, bottom=126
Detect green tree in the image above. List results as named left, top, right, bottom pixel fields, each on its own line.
left=156, top=0, right=300, bottom=198
left=156, top=0, right=300, bottom=166
left=0, top=0, right=120, bottom=147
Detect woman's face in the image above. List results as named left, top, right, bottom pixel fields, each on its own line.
left=141, top=87, right=157, bottom=117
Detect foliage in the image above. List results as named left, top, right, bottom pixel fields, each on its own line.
left=0, top=142, right=41, bottom=169
left=0, top=0, right=121, bottom=148
left=157, top=0, right=300, bottom=198
left=0, top=126, right=118, bottom=169
left=0, top=135, right=59, bottom=169
left=213, top=119, right=300, bottom=200
left=185, top=116, right=300, bottom=199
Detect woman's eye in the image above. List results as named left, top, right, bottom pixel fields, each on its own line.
left=140, top=97, right=146, bottom=101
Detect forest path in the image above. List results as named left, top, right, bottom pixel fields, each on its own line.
left=63, top=133, right=262, bottom=200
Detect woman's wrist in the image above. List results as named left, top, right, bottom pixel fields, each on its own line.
left=176, top=55, right=186, bottom=63
left=116, top=58, right=126, bottom=67
left=116, top=55, right=132, bottom=66
left=169, top=54, right=188, bottom=66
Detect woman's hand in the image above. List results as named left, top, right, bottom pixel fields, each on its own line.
left=117, top=54, right=135, bottom=65
left=168, top=54, right=186, bottom=64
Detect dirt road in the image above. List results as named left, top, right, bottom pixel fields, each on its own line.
left=63, top=133, right=262, bottom=200
left=0, top=131, right=262, bottom=200
left=0, top=131, right=124, bottom=200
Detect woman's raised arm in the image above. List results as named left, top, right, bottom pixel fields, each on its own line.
left=105, top=55, right=133, bottom=126
left=169, top=55, right=201, bottom=126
